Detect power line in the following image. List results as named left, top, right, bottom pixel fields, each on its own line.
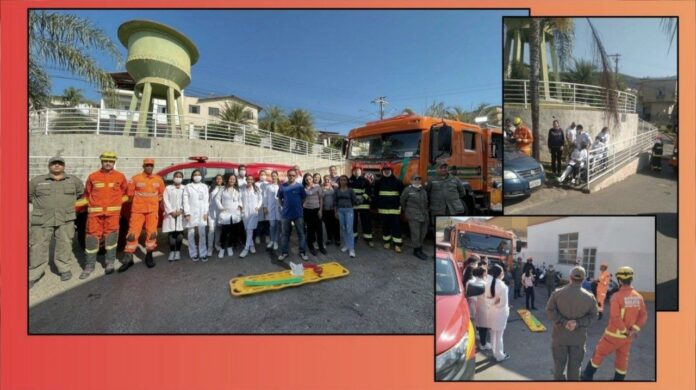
left=371, top=96, right=388, bottom=120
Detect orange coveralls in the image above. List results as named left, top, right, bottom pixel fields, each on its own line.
left=596, top=270, right=611, bottom=313
left=514, top=126, right=533, bottom=156
left=124, top=172, right=165, bottom=253
left=589, top=285, right=648, bottom=375
left=83, top=169, right=128, bottom=255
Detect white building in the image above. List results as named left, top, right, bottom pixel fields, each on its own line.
left=526, top=217, right=655, bottom=298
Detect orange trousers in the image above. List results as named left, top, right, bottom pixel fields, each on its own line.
left=87, top=214, right=120, bottom=239
left=125, top=211, right=159, bottom=253
left=596, top=289, right=608, bottom=312
left=519, top=144, right=532, bottom=156
left=590, top=335, right=633, bottom=374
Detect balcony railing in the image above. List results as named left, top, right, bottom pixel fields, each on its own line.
left=29, top=107, right=345, bottom=162
left=504, top=79, right=637, bottom=114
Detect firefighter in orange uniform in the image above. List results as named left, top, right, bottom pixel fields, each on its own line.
left=513, top=117, right=533, bottom=156
left=119, top=158, right=165, bottom=272
left=582, top=266, right=648, bottom=381
left=596, top=263, right=610, bottom=319
left=79, top=152, right=128, bottom=279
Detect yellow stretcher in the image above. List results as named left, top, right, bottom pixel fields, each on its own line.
left=517, top=309, right=547, bottom=332
left=229, top=262, right=350, bottom=296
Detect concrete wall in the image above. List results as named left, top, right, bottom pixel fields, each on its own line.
left=589, top=151, right=651, bottom=193
left=503, top=105, right=639, bottom=162
left=30, top=134, right=341, bottom=181
left=526, top=217, right=655, bottom=297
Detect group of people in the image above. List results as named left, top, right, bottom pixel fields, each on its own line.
left=463, top=255, right=648, bottom=381
left=29, top=151, right=474, bottom=289
left=504, top=117, right=612, bottom=186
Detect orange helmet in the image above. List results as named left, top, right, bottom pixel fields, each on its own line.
left=143, top=158, right=155, bottom=166
left=381, top=163, right=393, bottom=171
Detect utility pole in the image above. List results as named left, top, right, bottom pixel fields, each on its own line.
left=607, top=53, right=621, bottom=74
left=371, top=96, right=388, bottom=120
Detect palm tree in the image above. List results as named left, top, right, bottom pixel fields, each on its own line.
left=219, top=102, right=252, bottom=125
left=29, top=11, right=122, bottom=109
left=62, top=87, right=84, bottom=107
left=423, top=101, right=448, bottom=118
left=529, top=18, right=542, bottom=160
left=401, top=107, right=417, bottom=115
left=286, top=109, right=317, bottom=143
left=259, top=105, right=289, bottom=133
left=566, top=59, right=596, bottom=84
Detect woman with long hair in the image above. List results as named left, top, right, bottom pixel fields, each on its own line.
left=321, top=174, right=340, bottom=247
left=335, top=175, right=358, bottom=257
left=162, top=171, right=185, bottom=261
left=184, top=169, right=209, bottom=261
left=207, top=174, right=224, bottom=256
left=486, top=264, right=510, bottom=362
left=262, top=170, right=282, bottom=250
left=239, top=174, right=262, bottom=258
left=303, top=172, right=325, bottom=256
left=522, top=267, right=537, bottom=310
left=216, top=174, right=242, bottom=258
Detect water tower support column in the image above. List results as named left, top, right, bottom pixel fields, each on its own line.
left=176, top=95, right=186, bottom=138
left=123, top=91, right=139, bottom=136
left=136, top=82, right=153, bottom=136
left=167, top=86, right=177, bottom=136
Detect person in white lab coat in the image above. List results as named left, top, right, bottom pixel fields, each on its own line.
left=216, top=174, right=243, bottom=258
left=162, top=171, right=185, bottom=261
left=486, top=264, right=511, bottom=362
left=207, top=174, right=224, bottom=256
left=239, top=175, right=263, bottom=258
left=262, top=170, right=282, bottom=250
left=254, top=170, right=270, bottom=246
left=184, top=169, right=209, bottom=261
left=474, top=265, right=492, bottom=351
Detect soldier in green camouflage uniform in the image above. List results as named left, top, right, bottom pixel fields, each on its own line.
left=29, top=156, right=84, bottom=288
left=400, top=174, right=429, bottom=260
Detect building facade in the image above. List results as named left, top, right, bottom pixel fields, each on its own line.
left=525, top=216, right=655, bottom=298
left=637, top=77, right=677, bottom=127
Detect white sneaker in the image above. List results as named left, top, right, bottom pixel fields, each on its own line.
left=349, top=250, right=355, bottom=258
left=174, top=251, right=181, bottom=261
left=300, top=253, right=308, bottom=261
left=240, top=249, right=249, bottom=258
left=340, top=247, right=348, bottom=253
left=266, top=241, right=273, bottom=249
left=168, top=252, right=176, bottom=261
left=571, top=178, right=576, bottom=185
left=482, top=343, right=493, bottom=351
left=255, top=237, right=260, bottom=245
left=227, top=247, right=234, bottom=256
left=250, top=246, right=256, bottom=254
left=218, top=249, right=225, bottom=258
left=273, top=242, right=278, bottom=250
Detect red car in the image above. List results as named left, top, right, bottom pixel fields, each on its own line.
left=435, top=250, right=484, bottom=381
left=75, top=156, right=296, bottom=249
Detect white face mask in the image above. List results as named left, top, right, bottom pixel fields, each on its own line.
left=383, top=171, right=392, bottom=177
left=259, top=176, right=267, bottom=182
left=193, top=175, right=202, bottom=183
left=412, top=183, right=422, bottom=188
left=173, top=177, right=183, bottom=184
left=239, top=170, right=246, bottom=176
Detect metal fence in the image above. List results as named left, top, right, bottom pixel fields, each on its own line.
left=29, top=107, right=345, bottom=162
left=504, top=79, right=637, bottom=113
left=585, top=119, right=658, bottom=187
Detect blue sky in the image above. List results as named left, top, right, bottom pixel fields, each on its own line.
left=44, top=10, right=526, bottom=134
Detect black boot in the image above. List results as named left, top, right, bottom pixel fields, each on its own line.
left=581, top=361, right=597, bottom=381
left=118, top=253, right=135, bottom=273
left=145, top=252, right=156, bottom=268
left=613, top=371, right=626, bottom=381
left=598, top=312, right=603, bottom=320
left=414, top=247, right=428, bottom=261
left=79, top=263, right=95, bottom=280
left=104, top=260, right=115, bottom=275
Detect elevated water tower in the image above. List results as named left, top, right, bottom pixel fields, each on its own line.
left=118, top=20, right=199, bottom=137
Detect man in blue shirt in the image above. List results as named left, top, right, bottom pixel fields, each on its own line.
left=277, top=169, right=308, bottom=262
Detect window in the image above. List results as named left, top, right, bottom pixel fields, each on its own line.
left=463, top=131, right=477, bottom=151
left=582, top=248, right=597, bottom=278
left=435, top=258, right=459, bottom=295
left=157, top=106, right=167, bottom=114
left=558, top=232, right=579, bottom=265
left=189, top=105, right=200, bottom=114
left=348, top=130, right=421, bottom=159
left=244, top=110, right=254, bottom=120
left=208, top=107, right=220, bottom=116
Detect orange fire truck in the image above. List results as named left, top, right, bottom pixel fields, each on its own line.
left=344, top=114, right=502, bottom=213
left=437, top=220, right=515, bottom=270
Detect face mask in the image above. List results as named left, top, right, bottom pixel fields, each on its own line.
left=173, top=177, right=183, bottom=184
left=193, top=175, right=202, bottom=183
left=239, top=170, right=246, bottom=176
left=259, top=176, right=267, bottom=182
left=412, top=183, right=422, bottom=188
left=383, top=171, right=392, bottom=177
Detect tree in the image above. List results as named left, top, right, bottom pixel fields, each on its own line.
left=29, top=11, right=122, bottom=109
left=423, top=101, right=448, bottom=118
left=62, top=87, right=84, bottom=107
left=219, top=102, right=252, bottom=125
left=660, top=18, right=677, bottom=53
left=286, top=109, right=317, bottom=144
left=529, top=18, right=542, bottom=160
left=566, top=58, right=596, bottom=84
left=401, top=107, right=417, bottom=115
left=259, top=105, right=289, bottom=133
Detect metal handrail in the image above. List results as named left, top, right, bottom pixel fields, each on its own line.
left=504, top=79, right=637, bottom=114
left=585, top=119, right=658, bottom=188
left=29, top=107, right=345, bottom=162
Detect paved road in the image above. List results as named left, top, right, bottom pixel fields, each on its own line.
left=504, top=153, right=678, bottom=311
left=29, top=230, right=434, bottom=334
left=473, top=286, right=656, bottom=381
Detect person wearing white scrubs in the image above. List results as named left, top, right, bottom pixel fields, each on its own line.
left=162, top=171, right=185, bottom=261
left=239, top=175, right=263, bottom=258
left=262, top=170, right=282, bottom=250
left=207, top=174, right=224, bottom=256
left=216, top=174, right=243, bottom=258
left=184, top=170, right=209, bottom=261
left=486, top=264, right=511, bottom=362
